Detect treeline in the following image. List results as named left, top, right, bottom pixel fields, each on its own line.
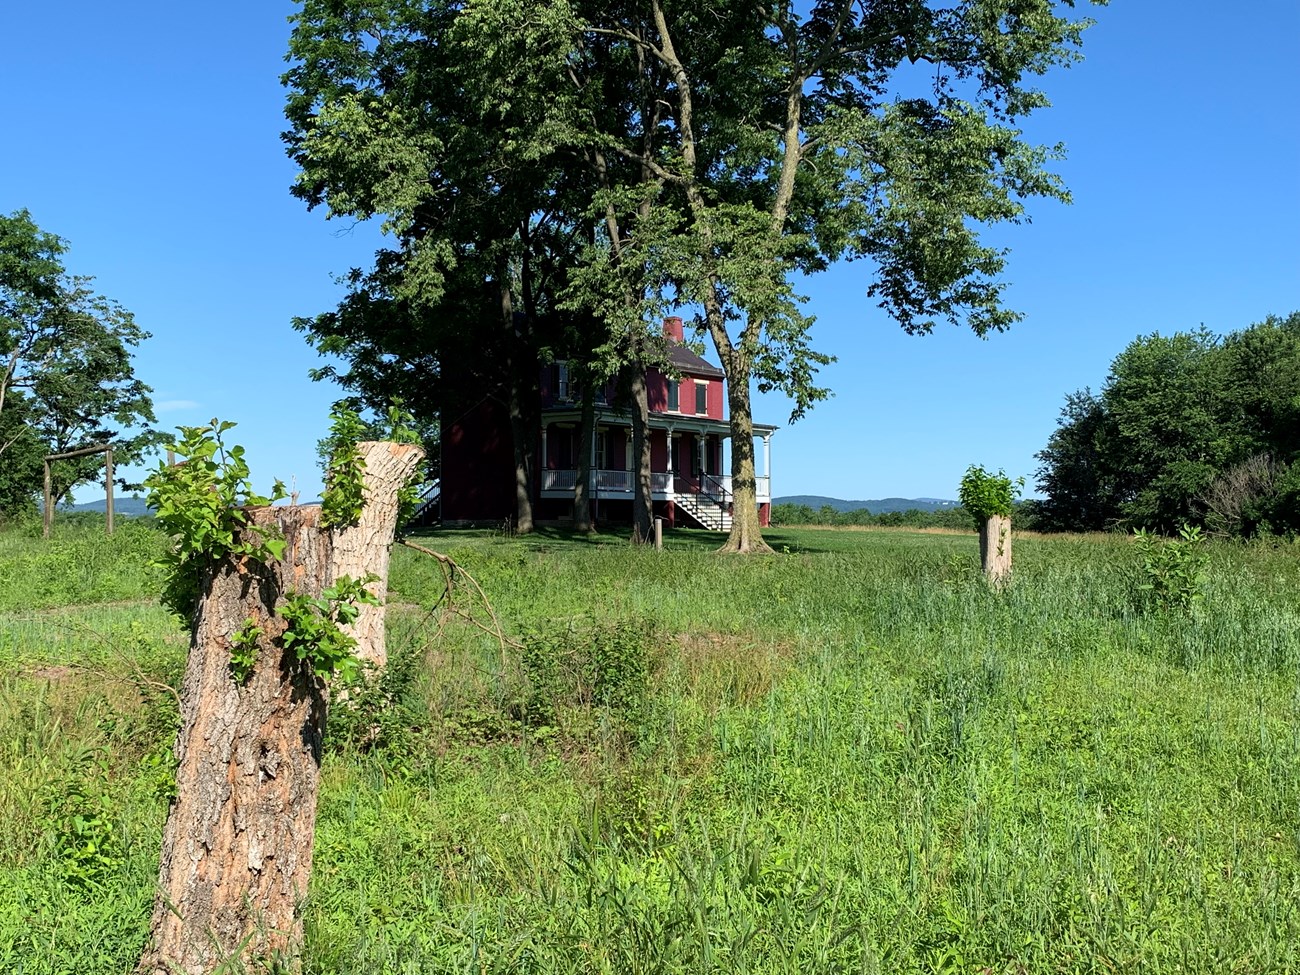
left=1033, top=311, right=1300, bottom=537
left=771, top=503, right=975, bottom=531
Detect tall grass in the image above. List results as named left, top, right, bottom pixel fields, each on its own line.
left=1, top=521, right=1298, bottom=972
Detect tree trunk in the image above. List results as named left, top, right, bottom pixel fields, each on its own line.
left=979, top=514, right=1012, bottom=586
left=328, top=442, right=424, bottom=669
left=573, top=383, right=595, bottom=533
left=719, top=374, right=773, bottom=554
left=136, top=506, right=330, bottom=975
left=500, top=270, right=535, bottom=535
left=629, top=363, right=653, bottom=543
left=138, top=445, right=418, bottom=974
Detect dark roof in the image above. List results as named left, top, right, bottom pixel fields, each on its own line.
left=667, top=343, right=725, bottom=378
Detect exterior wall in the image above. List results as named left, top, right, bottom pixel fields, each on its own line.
left=706, top=377, right=724, bottom=419
left=441, top=398, right=515, bottom=523
left=647, top=368, right=669, bottom=413
left=759, top=502, right=771, bottom=527
left=644, top=366, right=726, bottom=421
left=650, top=429, right=669, bottom=471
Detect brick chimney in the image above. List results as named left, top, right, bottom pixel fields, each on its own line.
left=663, top=316, right=685, bottom=343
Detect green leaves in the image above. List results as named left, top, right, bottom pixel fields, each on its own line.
left=229, top=618, right=264, bottom=684
left=278, top=574, right=381, bottom=683
left=320, top=403, right=369, bottom=530
left=1036, top=312, right=1300, bottom=535
left=145, top=420, right=287, bottom=620
left=0, top=209, right=160, bottom=513
left=1132, top=524, right=1207, bottom=614
left=958, top=465, right=1023, bottom=525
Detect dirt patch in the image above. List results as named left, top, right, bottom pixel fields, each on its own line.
left=26, top=664, right=74, bottom=681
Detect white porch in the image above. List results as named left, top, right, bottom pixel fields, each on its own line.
left=540, top=469, right=771, bottom=502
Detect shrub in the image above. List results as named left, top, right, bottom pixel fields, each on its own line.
left=957, top=466, right=1022, bottom=529
left=522, top=616, right=657, bottom=729
left=1132, top=524, right=1208, bottom=613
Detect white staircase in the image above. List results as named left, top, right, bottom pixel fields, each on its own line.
left=674, top=492, right=732, bottom=532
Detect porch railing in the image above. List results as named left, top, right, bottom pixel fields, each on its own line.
left=541, top=469, right=771, bottom=501
left=541, top=469, right=577, bottom=491
left=594, top=469, right=633, bottom=492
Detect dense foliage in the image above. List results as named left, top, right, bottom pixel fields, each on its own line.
left=283, top=0, right=1101, bottom=550
left=144, top=421, right=287, bottom=619
left=0, top=210, right=159, bottom=513
left=957, top=465, right=1022, bottom=527
left=1035, top=312, right=1300, bottom=535
left=4, top=521, right=1300, bottom=972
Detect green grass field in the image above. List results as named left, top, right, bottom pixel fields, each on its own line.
left=2, top=517, right=1298, bottom=973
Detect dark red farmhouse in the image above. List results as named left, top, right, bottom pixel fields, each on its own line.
left=439, top=318, right=776, bottom=530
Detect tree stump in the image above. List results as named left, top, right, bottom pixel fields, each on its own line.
left=979, top=513, right=1012, bottom=586
left=137, top=442, right=421, bottom=975
left=330, top=442, right=424, bottom=669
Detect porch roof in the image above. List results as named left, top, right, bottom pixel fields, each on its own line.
left=542, top=406, right=735, bottom=436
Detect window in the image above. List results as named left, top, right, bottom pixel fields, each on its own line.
left=667, top=380, right=679, bottom=411
left=555, top=362, right=571, bottom=401
left=696, top=381, right=708, bottom=415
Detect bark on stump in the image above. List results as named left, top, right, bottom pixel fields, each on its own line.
left=330, top=442, right=424, bottom=669
left=979, top=513, right=1012, bottom=586
left=137, top=442, right=421, bottom=975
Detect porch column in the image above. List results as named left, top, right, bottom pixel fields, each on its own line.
left=666, top=428, right=675, bottom=475
left=763, top=435, right=771, bottom=480
left=541, top=423, right=549, bottom=470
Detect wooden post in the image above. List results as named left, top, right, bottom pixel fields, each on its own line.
left=137, top=442, right=421, bottom=974
left=979, top=513, right=1012, bottom=586
left=654, top=516, right=663, bottom=550
left=42, top=444, right=116, bottom=537
left=105, top=448, right=114, bottom=535
left=43, top=459, right=52, bottom=538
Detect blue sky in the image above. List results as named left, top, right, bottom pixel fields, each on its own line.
left=3, top=1, right=1297, bottom=504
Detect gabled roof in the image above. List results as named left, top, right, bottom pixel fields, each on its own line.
left=667, top=343, right=725, bottom=378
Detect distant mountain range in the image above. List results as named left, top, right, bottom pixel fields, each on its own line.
left=70, top=497, right=153, bottom=516
left=772, top=495, right=960, bottom=514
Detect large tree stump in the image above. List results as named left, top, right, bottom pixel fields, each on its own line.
left=137, top=442, right=421, bottom=975
left=979, top=513, right=1012, bottom=586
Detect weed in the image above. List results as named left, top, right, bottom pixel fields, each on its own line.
left=1132, top=524, right=1208, bottom=613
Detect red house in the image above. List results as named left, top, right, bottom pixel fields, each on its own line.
left=440, top=318, right=775, bottom=530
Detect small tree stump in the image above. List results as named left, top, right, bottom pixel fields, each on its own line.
left=979, top=513, right=1012, bottom=586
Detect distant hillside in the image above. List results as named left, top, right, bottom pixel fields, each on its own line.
left=773, top=495, right=960, bottom=514
left=70, top=497, right=153, bottom=516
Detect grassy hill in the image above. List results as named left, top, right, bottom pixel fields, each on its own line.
left=3, top=519, right=1299, bottom=972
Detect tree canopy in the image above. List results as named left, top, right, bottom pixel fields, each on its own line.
left=283, top=0, right=1100, bottom=550
left=1034, top=312, right=1300, bottom=536
left=0, top=209, right=159, bottom=513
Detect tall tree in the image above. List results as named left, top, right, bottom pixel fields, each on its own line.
left=1035, top=313, right=1300, bottom=535
left=285, top=0, right=597, bottom=534
left=0, top=209, right=158, bottom=511
left=571, top=0, right=1094, bottom=551
left=285, top=2, right=1095, bottom=550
